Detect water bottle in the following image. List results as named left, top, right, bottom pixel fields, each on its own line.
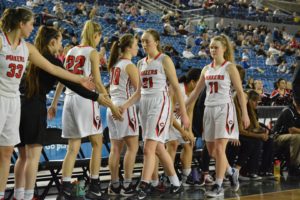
left=274, top=160, right=281, bottom=180
left=78, top=179, right=86, bottom=197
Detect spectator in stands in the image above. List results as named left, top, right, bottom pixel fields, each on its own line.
left=265, top=51, right=277, bottom=66
left=273, top=96, right=300, bottom=176
left=292, top=53, right=300, bottom=99
left=198, top=46, right=209, bottom=59
left=271, top=78, right=292, bottom=106
left=183, top=45, right=196, bottom=59
left=163, top=21, right=177, bottom=36
left=241, top=55, right=250, bottom=69
left=254, top=80, right=271, bottom=106
left=245, top=77, right=254, bottom=90
left=277, top=60, right=288, bottom=73
left=74, top=2, right=86, bottom=16
left=177, top=24, right=189, bottom=35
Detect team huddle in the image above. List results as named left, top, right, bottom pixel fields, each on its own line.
left=0, top=7, right=250, bottom=200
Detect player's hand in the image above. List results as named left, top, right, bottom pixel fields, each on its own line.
left=260, top=133, right=269, bottom=141
left=230, top=139, right=240, bottom=146
left=181, top=113, right=190, bottom=130
left=79, top=76, right=95, bottom=91
left=97, top=94, right=111, bottom=107
left=110, top=104, right=123, bottom=121
left=47, top=106, right=57, bottom=120
left=242, top=114, right=250, bottom=129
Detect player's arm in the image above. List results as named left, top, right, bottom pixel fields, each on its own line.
left=228, top=63, right=250, bottom=129
left=163, top=55, right=189, bottom=129
left=90, top=50, right=107, bottom=94
left=48, top=83, right=64, bottom=120
left=27, top=43, right=92, bottom=89
left=185, top=66, right=207, bottom=108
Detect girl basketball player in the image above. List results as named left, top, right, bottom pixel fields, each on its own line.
left=166, top=68, right=201, bottom=185
left=106, top=34, right=139, bottom=196
left=13, top=26, right=115, bottom=200
left=50, top=20, right=120, bottom=200
left=120, top=29, right=190, bottom=200
left=186, top=34, right=250, bottom=197
left=0, top=8, right=93, bottom=200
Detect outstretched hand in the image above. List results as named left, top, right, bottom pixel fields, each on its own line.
left=47, top=106, right=57, bottom=120
left=80, top=77, right=95, bottom=91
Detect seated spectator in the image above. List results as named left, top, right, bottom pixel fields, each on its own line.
left=241, top=55, right=251, bottom=69
left=265, top=51, right=277, bottom=66
left=228, top=90, right=274, bottom=180
left=271, top=78, right=292, bottom=106
left=177, top=24, right=189, bottom=35
left=163, top=22, right=177, bottom=36
left=277, top=60, right=288, bottom=73
left=254, top=80, right=271, bottom=106
left=198, top=46, right=209, bottom=59
left=273, top=97, right=300, bottom=176
left=182, top=46, right=195, bottom=59
left=245, top=77, right=254, bottom=90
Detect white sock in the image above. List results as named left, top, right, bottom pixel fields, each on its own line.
left=0, top=192, right=5, bottom=199
left=168, top=175, right=180, bottom=187
left=14, top=187, right=24, bottom=200
left=216, top=178, right=223, bottom=187
left=182, top=168, right=191, bottom=176
left=62, top=176, right=72, bottom=182
left=90, top=174, right=99, bottom=180
left=123, top=179, right=132, bottom=188
left=151, top=179, right=159, bottom=187
left=111, top=179, right=120, bottom=188
left=24, top=189, right=34, bottom=200
left=226, top=166, right=233, bottom=176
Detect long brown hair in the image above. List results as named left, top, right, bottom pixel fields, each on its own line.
left=0, top=7, right=33, bottom=33
left=26, top=26, right=61, bottom=98
left=107, top=33, right=136, bottom=72
left=211, top=34, right=235, bottom=63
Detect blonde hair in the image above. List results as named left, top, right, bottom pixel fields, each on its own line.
left=211, top=34, right=235, bottom=63
left=81, top=20, right=102, bottom=48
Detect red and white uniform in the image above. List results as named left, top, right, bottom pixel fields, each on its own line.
left=138, top=53, right=170, bottom=143
left=0, top=32, right=29, bottom=146
left=62, top=46, right=102, bottom=138
left=203, top=61, right=239, bottom=142
left=107, top=59, right=139, bottom=140
left=168, top=83, right=187, bottom=144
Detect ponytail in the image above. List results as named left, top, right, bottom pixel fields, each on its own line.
left=107, top=33, right=136, bottom=72
left=0, top=8, right=33, bottom=33
left=81, top=20, right=102, bottom=48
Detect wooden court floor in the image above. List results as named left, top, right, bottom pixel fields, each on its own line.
left=226, top=189, right=300, bottom=200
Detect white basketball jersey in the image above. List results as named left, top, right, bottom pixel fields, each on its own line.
left=64, top=46, right=95, bottom=95
left=109, top=59, right=135, bottom=101
left=0, top=32, right=29, bottom=97
left=204, top=61, right=232, bottom=106
left=137, top=53, right=168, bottom=95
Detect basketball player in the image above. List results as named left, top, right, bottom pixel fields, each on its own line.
left=186, top=34, right=250, bottom=197
left=13, top=26, right=117, bottom=200
left=106, top=34, right=139, bottom=196
left=121, top=29, right=190, bottom=200
left=166, top=68, right=201, bottom=186
left=0, top=8, right=93, bottom=200
left=50, top=20, right=120, bottom=200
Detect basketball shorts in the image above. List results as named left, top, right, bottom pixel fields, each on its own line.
left=62, top=94, right=102, bottom=138
left=140, top=92, right=171, bottom=143
left=0, top=95, right=20, bottom=146
left=203, top=102, right=239, bottom=142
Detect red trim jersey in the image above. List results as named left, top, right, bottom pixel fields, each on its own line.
left=0, top=32, right=29, bottom=97
left=109, top=59, right=135, bottom=101
left=204, top=61, right=232, bottom=106
left=137, top=53, right=168, bottom=95
left=64, top=45, right=94, bottom=95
